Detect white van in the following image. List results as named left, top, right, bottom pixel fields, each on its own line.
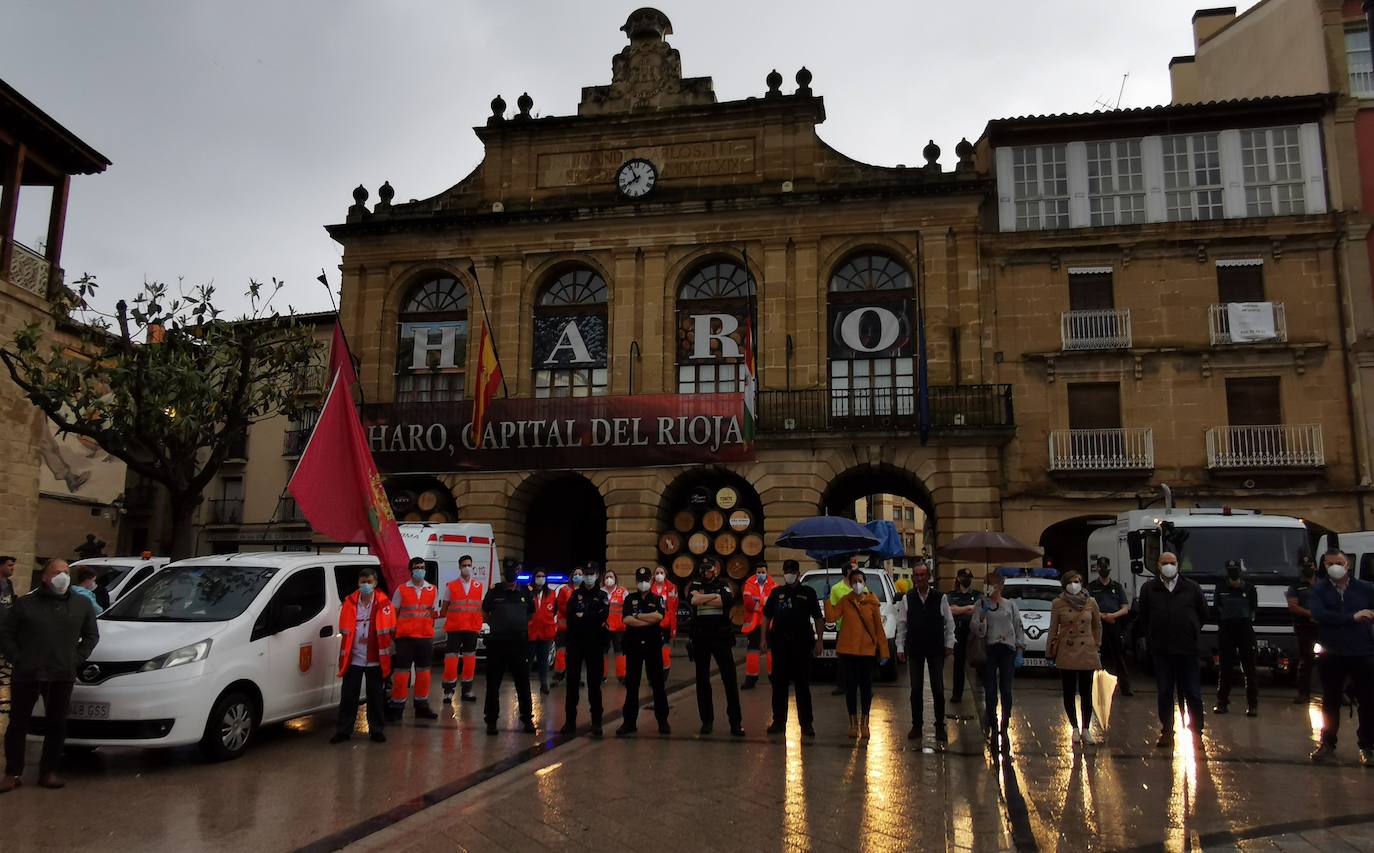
left=800, top=567, right=900, bottom=680
left=1316, top=532, right=1374, bottom=582
left=37, top=552, right=381, bottom=761
left=70, top=555, right=170, bottom=606
left=398, top=522, right=499, bottom=651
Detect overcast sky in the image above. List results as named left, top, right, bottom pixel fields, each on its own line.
left=5, top=0, right=1259, bottom=317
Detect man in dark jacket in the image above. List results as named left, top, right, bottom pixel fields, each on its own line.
left=482, top=558, right=536, bottom=735
left=1134, top=551, right=1207, bottom=749
left=1212, top=559, right=1259, bottom=717
left=1308, top=550, right=1374, bottom=766
left=895, top=559, right=955, bottom=747
left=0, top=560, right=100, bottom=793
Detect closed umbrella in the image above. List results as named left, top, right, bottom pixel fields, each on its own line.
left=936, top=531, right=1041, bottom=565
left=776, top=516, right=881, bottom=553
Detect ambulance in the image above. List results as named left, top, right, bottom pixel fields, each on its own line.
left=397, top=522, right=500, bottom=651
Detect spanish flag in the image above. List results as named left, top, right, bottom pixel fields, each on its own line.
left=472, top=322, right=503, bottom=445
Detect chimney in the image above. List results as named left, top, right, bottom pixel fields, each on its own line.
left=1169, top=55, right=1199, bottom=105
left=1192, top=6, right=1236, bottom=49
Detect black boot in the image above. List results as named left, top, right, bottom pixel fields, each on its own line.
left=414, top=701, right=439, bottom=720
left=742, top=675, right=758, bottom=690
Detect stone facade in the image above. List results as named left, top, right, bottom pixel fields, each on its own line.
left=0, top=279, right=50, bottom=591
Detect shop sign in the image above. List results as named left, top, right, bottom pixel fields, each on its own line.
left=828, top=299, right=914, bottom=360
left=364, top=393, right=753, bottom=472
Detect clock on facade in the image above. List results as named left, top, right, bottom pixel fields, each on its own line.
left=615, top=158, right=658, bottom=198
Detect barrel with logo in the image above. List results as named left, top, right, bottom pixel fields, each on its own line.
left=740, top=533, right=764, bottom=558
left=728, top=509, right=752, bottom=532
left=687, top=532, right=710, bottom=555
left=715, top=486, right=739, bottom=511
left=671, top=554, right=696, bottom=580
left=714, top=532, right=738, bottom=557
left=658, top=531, right=683, bottom=555
left=725, top=554, right=751, bottom=581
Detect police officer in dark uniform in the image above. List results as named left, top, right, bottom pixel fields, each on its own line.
left=559, top=568, right=609, bottom=737
left=617, top=567, right=671, bottom=737
left=687, top=556, right=744, bottom=736
left=763, top=559, right=824, bottom=737
left=1287, top=558, right=1318, bottom=704
left=1213, top=558, right=1260, bottom=717
left=946, top=568, right=981, bottom=705
left=482, top=558, right=536, bottom=735
left=1087, top=556, right=1134, bottom=696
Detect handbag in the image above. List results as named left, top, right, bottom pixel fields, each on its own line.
left=966, top=629, right=988, bottom=669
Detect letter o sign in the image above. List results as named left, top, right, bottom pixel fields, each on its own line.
left=839, top=306, right=901, bottom=354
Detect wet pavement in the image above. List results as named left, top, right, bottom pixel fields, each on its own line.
left=2, top=656, right=1372, bottom=852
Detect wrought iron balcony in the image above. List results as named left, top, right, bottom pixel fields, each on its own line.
left=282, top=428, right=310, bottom=457
left=1060, top=309, right=1132, bottom=351
left=1208, top=302, right=1287, bottom=345
left=1206, top=424, right=1324, bottom=469
left=276, top=496, right=308, bottom=524
left=1048, top=428, right=1154, bottom=472
left=206, top=498, right=244, bottom=525
left=757, top=384, right=1013, bottom=435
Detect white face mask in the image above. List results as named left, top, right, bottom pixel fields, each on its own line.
left=1159, top=563, right=1178, bottom=579
left=1066, top=582, right=1082, bottom=596
left=582, top=574, right=596, bottom=587
left=1327, top=564, right=1348, bottom=581
left=783, top=572, right=798, bottom=585
left=49, top=573, right=71, bottom=595
left=534, top=577, right=545, bottom=587
left=654, top=572, right=665, bottom=583
left=604, top=577, right=616, bottom=588
left=853, top=582, right=866, bottom=595
left=637, top=581, right=651, bottom=592
left=460, top=566, right=472, bottom=579
left=983, top=585, right=996, bottom=597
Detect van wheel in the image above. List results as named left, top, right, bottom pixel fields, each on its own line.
left=200, top=690, right=256, bottom=761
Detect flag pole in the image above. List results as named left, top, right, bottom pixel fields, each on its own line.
left=317, top=270, right=366, bottom=408
left=467, top=262, right=509, bottom=398
left=915, top=236, right=931, bottom=446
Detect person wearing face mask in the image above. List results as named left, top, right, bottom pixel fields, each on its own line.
left=553, top=566, right=585, bottom=686
left=440, top=554, right=485, bottom=704
left=649, top=565, right=678, bottom=674
left=482, top=559, right=537, bottom=735
left=1048, top=571, right=1103, bottom=744
left=387, top=557, right=440, bottom=722
left=330, top=566, right=395, bottom=746
left=688, top=556, right=745, bottom=736
left=1212, top=559, right=1259, bottom=718
left=0, top=559, right=99, bottom=793
left=1134, top=551, right=1208, bottom=749
left=601, top=568, right=627, bottom=685
left=1286, top=558, right=1319, bottom=705
left=1087, top=556, right=1133, bottom=697
left=617, top=567, right=671, bottom=736
left=946, top=568, right=981, bottom=705
left=969, top=572, right=1024, bottom=753
left=1308, top=550, right=1374, bottom=765
left=560, top=566, right=610, bottom=737
left=829, top=567, right=890, bottom=739
left=895, top=559, right=954, bottom=747
left=741, top=561, right=777, bottom=690
left=763, top=559, right=824, bottom=737
left=528, top=570, right=558, bottom=696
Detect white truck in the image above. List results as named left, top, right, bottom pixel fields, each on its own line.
left=396, top=522, right=500, bottom=655
left=1087, top=493, right=1312, bottom=674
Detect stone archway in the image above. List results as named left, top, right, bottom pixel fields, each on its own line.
left=509, top=471, right=607, bottom=574
left=1039, top=515, right=1117, bottom=578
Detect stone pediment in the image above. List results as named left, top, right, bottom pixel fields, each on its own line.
left=579, top=8, right=716, bottom=115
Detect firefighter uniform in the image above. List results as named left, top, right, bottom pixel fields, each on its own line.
left=388, top=579, right=439, bottom=721
left=617, top=567, right=670, bottom=735
left=441, top=576, right=484, bottom=703
left=1214, top=570, right=1259, bottom=715
left=650, top=573, right=678, bottom=673
left=560, top=579, right=610, bottom=736
left=688, top=564, right=743, bottom=735
left=483, top=561, right=536, bottom=734
left=529, top=580, right=558, bottom=694
left=763, top=566, right=823, bottom=734
left=742, top=569, right=777, bottom=689
left=333, top=588, right=395, bottom=742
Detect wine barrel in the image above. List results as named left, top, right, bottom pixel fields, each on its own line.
left=702, top=510, right=724, bottom=533
left=403, top=511, right=424, bottom=523
left=740, top=533, right=764, bottom=557
left=714, top=532, right=738, bottom=556
left=687, top=532, right=710, bottom=555
left=672, top=555, right=696, bottom=579
left=725, top=554, right=751, bottom=580
left=390, top=490, right=417, bottom=516
left=729, top=603, right=744, bottom=628
left=673, top=511, right=695, bottom=533
left=728, top=509, right=752, bottom=532
left=417, top=489, right=442, bottom=512
left=428, top=511, right=449, bottom=523
left=658, top=531, right=683, bottom=555
left=715, top=486, right=739, bottom=510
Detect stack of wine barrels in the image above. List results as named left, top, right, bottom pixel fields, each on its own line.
left=657, top=484, right=765, bottom=628
left=389, top=485, right=455, bottom=524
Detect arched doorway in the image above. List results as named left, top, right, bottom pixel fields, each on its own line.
left=820, top=463, right=936, bottom=580
left=1039, top=515, right=1117, bottom=578
left=657, top=467, right=764, bottom=626
left=522, top=473, right=607, bottom=575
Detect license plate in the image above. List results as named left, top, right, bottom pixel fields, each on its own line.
left=68, top=701, right=111, bottom=720
left=819, top=649, right=837, bottom=659
left=1020, top=657, right=1052, bottom=668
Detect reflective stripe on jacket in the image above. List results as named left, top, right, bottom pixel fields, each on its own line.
left=605, top=586, right=627, bottom=632
left=650, top=581, right=678, bottom=635
left=338, top=590, right=396, bottom=677
left=443, top=579, right=485, bottom=632
left=742, top=576, right=777, bottom=634
left=395, top=582, right=438, bottom=638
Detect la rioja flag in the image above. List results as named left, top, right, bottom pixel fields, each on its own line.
left=741, top=314, right=757, bottom=440
left=288, top=369, right=410, bottom=589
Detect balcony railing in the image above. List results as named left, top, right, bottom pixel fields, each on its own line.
left=7, top=241, right=52, bottom=298
left=276, top=496, right=308, bottom=524
left=1061, top=309, right=1131, bottom=351
left=1206, top=424, right=1324, bottom=469
left=1208, top=302, right=1287, bottom=345
left=207, top=498, right=244, bottom=525
left=282, top=428, right=311, bottom=457
left=1048, top=428, right=1154, bottom=472
left=757, top=384, right=1013, bottom=434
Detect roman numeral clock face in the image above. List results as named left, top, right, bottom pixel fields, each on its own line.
left=615, top=158, right=657, bottom=199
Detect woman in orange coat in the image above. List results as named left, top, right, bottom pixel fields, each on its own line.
left=826, top=566, right=890, bottom=739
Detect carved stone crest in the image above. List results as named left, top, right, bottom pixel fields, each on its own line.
left=579, top=8, right=716, bottom=115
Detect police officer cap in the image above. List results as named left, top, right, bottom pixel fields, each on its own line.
left=1225, top=559, right=1242, bottom=571
left=585, top=560, right=602, bottom=574
left=635, top=566, right=652, bottom=583
left=782, top=559, right=799, bottom=573
left=503, top=557, right=521, bottom=571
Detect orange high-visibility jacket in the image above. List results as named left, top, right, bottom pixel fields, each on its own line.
left=443, top=579, right=485, bottom=632
left=605, top=586, right=627, bottom=632
left=395, top=582, right=438, bottom=639
left=338, top=590, right=396, bottom=677
left=742, top=575, right=777, bottom=634
left=555, top=583, right=574, bottom=632
left=650, top=580, right=679, bottom=635
left=529, top=586, right=558, bottom=641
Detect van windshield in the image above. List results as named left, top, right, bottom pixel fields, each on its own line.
left=802, top=571, right=889, bottom=604
left=91, top=563, right=136, bottom=590
left=103, top=564, right=279, bottom=622
left=1166, top=526, right=1310, bottom=579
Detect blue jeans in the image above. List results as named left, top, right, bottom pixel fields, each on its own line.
left=981, top=643, right=1016, bottom=731
left=1153, top=653, right=1204, bottom=733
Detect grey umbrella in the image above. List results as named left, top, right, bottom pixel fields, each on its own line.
left=936, top=531, right=1041, bottom=565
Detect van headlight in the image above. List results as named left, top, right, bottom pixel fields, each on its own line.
left=140, top=639, right=213, bottom=671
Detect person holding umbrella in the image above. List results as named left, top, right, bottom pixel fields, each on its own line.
left=970, top=572, right=1025, bottom=754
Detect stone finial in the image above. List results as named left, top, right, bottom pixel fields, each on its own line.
left=489, top=95, right=507, bottom=124
left=348, top=184, right=370, bottom=220
left=955, top=137, right=975, bottom=170
left=377, top=181, right=395, bottom=207
left=765, top=69, right=783, bottom=98
left=795, top=66, right=813, bottom=96
left=352, top=184, right=368, bottom=206
left=621, top=7, right=673, bottom=41
left=923, top=139, right=941, bottom=171
left=516, top=92, right=534, bottom=119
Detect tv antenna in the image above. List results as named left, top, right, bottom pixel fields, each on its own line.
left=1092, top=72, right=1130, bottom=111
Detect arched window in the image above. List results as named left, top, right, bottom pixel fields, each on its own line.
left=676, top=259, right=755, bottom=393
left=827, top=253, right=916, bottom=419
left=395, top=275, right=469, bottom=403
left=532, top=267, right=609, bottom=398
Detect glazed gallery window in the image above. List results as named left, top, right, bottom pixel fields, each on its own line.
left=676, top=260, right=755, bottom=394
left=827, top=253, right=916, bottom=419
left=396, top=276, right=469, bottom=403
left=1347, top=29, right=1374, bottom=98
left=1163, top=133, right=1223, bottom=221
left=1012, top=144, right=1069, bottom=230
left=533, top=267, right=609, bottom=398
left=1086, top=139, right=1145, bottom=226
left=1241, top=127, right=1305, bottom=217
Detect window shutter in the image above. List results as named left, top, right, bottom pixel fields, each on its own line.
left=1225, top=377, right=1281, bottom=426
left=1068, top=272, right=1115, bottom=311
left=1067, top=382, right=1122, bottom=430
left=1217, top=266, right=1265, bottom=304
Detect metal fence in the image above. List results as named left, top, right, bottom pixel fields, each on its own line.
left=1205, top=424, right=1324, bottom=469
left=1060, top=309, right=1132, bottom=351
left=1048, top=427, right=1154, bottom=471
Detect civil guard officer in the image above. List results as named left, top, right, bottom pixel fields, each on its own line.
left=1087, top=556, right=1134, bottom=697
left=687, top=556, right=744, bottom=737
left=482, top=558, right=536, bottom=735
left=559, top=568, right=609, bottom=738
left=763, top=559, right=824, bottom=737
left=1213, top=558, right=1260, bottom=717
left=617, top=567, right=671, bottom=737
left=946, top=567, right=982, bottom=705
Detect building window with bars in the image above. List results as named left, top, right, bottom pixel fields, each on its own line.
left=533, top=267, right=609, bottom=398
left=1241, top=127, right=1305, bottom=217
left=1012, top=144, right=1069, bottom=230
left=1086, top=139, right=1146, bottom=226
left=676, top=259, right=755, bottom=394
left=1163, top=133, right=1223, bottom=221
left=826, top=253, right=916, bottom=419
left=1348, top=29, right=1374, bottom=98
left=395, top=275, right=469, bottom=403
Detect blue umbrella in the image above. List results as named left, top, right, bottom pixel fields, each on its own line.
left=806, top=520, right=905, bottom=562
left=777, top=516, right=881, bottom=553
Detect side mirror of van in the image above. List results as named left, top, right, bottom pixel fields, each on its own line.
left=1126, top=531, right=1143, bottom=561
left=1130, top=560, right=1145, bottom=576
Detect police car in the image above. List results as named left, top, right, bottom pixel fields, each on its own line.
left=801, top=567, right=900, bottom=680
left=1000, top=572, right=1062, bottom=671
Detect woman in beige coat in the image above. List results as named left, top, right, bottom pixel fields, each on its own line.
left=1047, top=570, right=1103, bottom=743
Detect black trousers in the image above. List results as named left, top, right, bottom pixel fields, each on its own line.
left=907, top=643, right=945, bottom=728
left=1060, top=669, right=1094, bottom=729
left=1216, top=621, right=1258, bottom=709
left=564, top=638, right=605, bottom=726
left=1154, top=653, right=1204, bottom=732
left=770, top=638, right=814, bottom=726
left=1318, top=654, right=1374, bottom=749
left=1100, top=622, right=1132, bottom=691
left=951, top=620, right=971, bottom=699
left=485, top=635, right=533, bottom=725
left=622, top=631, right=668, bottom=727
left=841, top=654, right=875, bottom=716
left=4, top=679, right=73, bottom=777
left=692, top=631, right=741, bottom=727
left=1294, top=623, right=1318, bottom=699
left=335, top=665, right=385, bottom=737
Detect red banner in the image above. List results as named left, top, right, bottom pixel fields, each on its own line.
left=363, top=393, right=753, bottom=472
